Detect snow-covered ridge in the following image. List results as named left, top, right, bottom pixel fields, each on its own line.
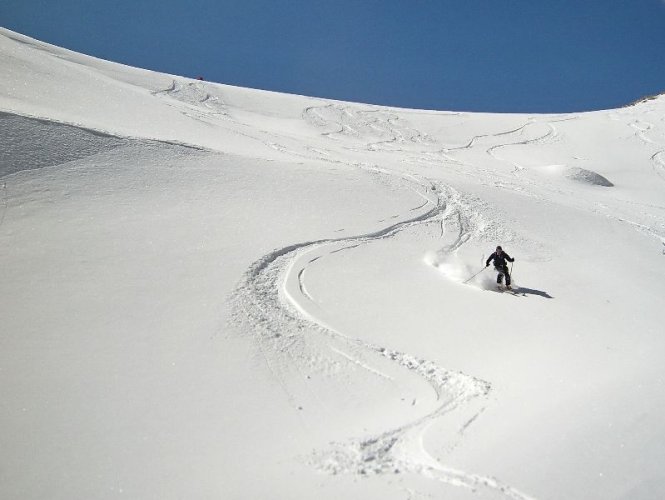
left=2, top=28, right=665, bottom=500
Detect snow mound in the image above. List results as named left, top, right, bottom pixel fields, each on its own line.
left=565, top=166, right=614, bottom=187
left=536, top=164, right=614, bottom=187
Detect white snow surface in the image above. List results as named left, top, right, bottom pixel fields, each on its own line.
left=1, top=28, right=665, bottom=500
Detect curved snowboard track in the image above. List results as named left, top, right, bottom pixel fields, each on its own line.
left=229, top=172, right=534, bottom=499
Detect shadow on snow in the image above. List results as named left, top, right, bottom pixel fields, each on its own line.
left=515, top=286, right=553, bottom=299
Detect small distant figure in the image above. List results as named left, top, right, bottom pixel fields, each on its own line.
left=196, top=76, right=204, bottom=81
left=486, top=245, right=515, bottom=290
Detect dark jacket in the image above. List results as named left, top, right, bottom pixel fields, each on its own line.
left=486, top=251, right=514, bottom=268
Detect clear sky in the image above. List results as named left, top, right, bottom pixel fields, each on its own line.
left=2, top=0, right=664, bottom=113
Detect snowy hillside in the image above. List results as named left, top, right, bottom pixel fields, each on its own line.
left=1, top=28, right=665, bottom=500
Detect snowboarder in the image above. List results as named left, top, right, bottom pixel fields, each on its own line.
left=486, top=246, right=515, bottom=289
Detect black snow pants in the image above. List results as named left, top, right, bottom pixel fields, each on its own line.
left=495, top=264, right=511, bottom=286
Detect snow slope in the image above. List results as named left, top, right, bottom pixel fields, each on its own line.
left=1, top=28, right=665, bottom=500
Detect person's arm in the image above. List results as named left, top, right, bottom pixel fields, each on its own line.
left=506, top=253, right=515, bottom=263
left=486, top=253, right=494, bottom=266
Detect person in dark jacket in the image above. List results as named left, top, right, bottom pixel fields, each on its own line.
left=486, top=246, right=515, bottom=289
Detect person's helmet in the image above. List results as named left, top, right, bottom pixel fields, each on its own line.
left=496, top=246, right=502, bottom=251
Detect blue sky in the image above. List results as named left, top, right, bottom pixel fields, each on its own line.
left=2, top=0, right=664, bottom=112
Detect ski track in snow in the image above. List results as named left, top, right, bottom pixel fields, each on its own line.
left=401, top=116, right=578, bottom=202
left=229, top=107, right=536, bottom=498
left=653, top=150, right=665, bottom=184
left=152, top=79, right=230, bottom=122
left=630, top=119, right=656, bottom=145
left=228, top=100, right=568, bottom=498
left=443, top=122, right=531, bottom=153
left=229, top=98, right=656, bottom=498
left=485, top=116, right=577, bottom=175
left=630, top=119, right=665, bottom=188
left=303, top=104, right=434, bottom=151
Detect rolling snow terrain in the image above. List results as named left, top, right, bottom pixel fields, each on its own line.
left=1, top=28, right=665, bottom=500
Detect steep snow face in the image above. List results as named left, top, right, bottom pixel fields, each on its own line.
left=1, top=28, right=665, bottom=500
